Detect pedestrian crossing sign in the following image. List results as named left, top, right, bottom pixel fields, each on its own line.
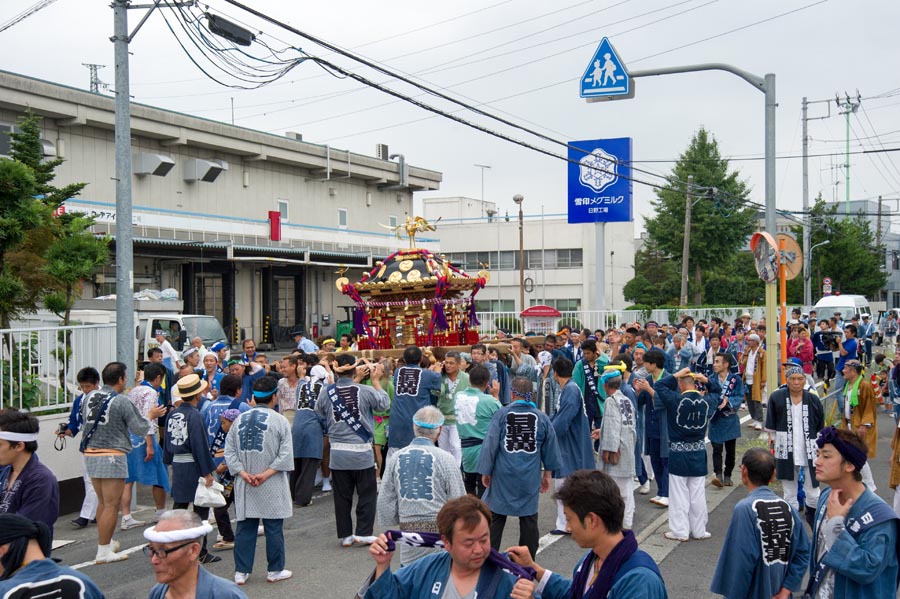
left=580, top=37, right=631, bottom=100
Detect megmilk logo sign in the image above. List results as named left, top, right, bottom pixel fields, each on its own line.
left=567, top=137, right=632, bottom=223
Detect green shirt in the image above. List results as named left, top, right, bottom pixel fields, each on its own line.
left=455, top=387, right=501, bottom=473
left=437, top=371, right=470, bottom=425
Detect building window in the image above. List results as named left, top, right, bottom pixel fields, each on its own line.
left=338, top=208, right=348, bottom=229
left=277, top=200, right=289, bottom=222
left=388, top=215, right=397, bottom=228
left=531, top=298, right=582, bottom=311
left=276, top=277, right=295, bottom=326
left=892, top=250, right=899, bottom=271
left=557, top=248, right=583, bottom=268
left=196, top=275, right=224, bottom=324
left=474, top=299, right=515, bottom=312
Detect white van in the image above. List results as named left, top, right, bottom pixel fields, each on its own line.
left=812, top=294, right=872, bottom=323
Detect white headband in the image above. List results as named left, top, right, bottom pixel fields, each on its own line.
left=0, top=431, right=39, bottom=442
left=143, top=522, right=213, bottom=543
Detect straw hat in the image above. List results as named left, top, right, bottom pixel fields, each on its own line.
left=172, top=373, right=209, bottom=399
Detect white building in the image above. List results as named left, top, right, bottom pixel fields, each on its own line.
left=423, top=197, right=635, bottom=313
left=0, top=69, right=442, bottom=344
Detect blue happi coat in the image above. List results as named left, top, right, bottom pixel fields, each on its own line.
left=389, top=365, right=442, bottom=450
left=477, top=401, right=562, bottom=516
left=550, top=380, right=595, bottom=478
left=707, top=372, right=744, bottom=444
left=162, top=402, right=216, bottom=503
left=362, top=551, right=565, bottom=599
left=543, top=549, right=668, bottom=599
left=711, top=486, right=809, bottom=599
left=0, top=560, right=105, bottom=599
left=653, top=375, right=716, bottom=477
left=292, top=379, right=325, bottom=459
left=150, top=562, right=247, bottom=599
left=810, top=487, right=900, bottom=599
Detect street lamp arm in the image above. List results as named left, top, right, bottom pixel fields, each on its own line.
left=630, top=63, right=766, bottom=92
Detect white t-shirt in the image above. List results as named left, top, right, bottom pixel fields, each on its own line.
left=791, top=400, right=807, bottom=466
left=746, top=349, right=758, bottom=384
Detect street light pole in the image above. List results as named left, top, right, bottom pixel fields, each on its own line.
left=513, top=194, right=524, bottom=312
left=809, top=239, right=831, bottom=302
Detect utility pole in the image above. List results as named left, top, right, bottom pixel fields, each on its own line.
left=877, top=195, right=883, bottom=243
left=680, top=175, right=693, bottom=306
left=112, top=0, right=193, bottom=368
left=836, top=91, right=861, bottom=215
left=474, top=164, right=491, bottom=218
left=112, top=0, right=134, bottom=369
left=82, top=63, right=108, bottom=93
left=801, top=96, right=831, bottom=308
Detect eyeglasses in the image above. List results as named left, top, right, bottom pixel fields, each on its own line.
left=142, top=540, right=197, bottom=559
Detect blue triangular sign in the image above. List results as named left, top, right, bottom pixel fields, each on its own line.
left=580, top=38, right=630, bottom=99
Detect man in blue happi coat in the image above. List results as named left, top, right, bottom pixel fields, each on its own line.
left=510, top=469, right=668, bottom=599
left=711, top=448, right=809, bottom=599
left=549, top=357, right=595, bottom=536
left=362, top=495, right=549, bottom=599
left=807, top=426, right=900, bottom=599
left=388, top=346, right=442, bottom=455
left=478, top=376, right=562, bottom=560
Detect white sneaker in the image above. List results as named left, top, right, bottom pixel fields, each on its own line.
left=151, top=509, right=166, bottom=524
left=234, top=572, right=250, bottom=586
left=314, top=470, right=324, bottom=487
left=638, top=481, right=651, bottom=495
left=120, top=515, right=144, bottom=530
left=341, top=535, right=355, bottom=547
left=354, top=535, right=378, bottom=545
left=95, top=544, right=129, bottom=563
left=657, top=496, right=669, bottom=507
left=267, top=570, right=293, bottom=583
left=110, top=540, right=120, bottom=553
left=691, top=531, right=712, bottom=540
left=322, top=477, right=332, bottom=492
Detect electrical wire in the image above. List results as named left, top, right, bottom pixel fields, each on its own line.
left=0, top=0, right=59, bottom=33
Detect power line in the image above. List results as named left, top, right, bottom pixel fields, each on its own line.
left=0, top=0, right=59, bottom=33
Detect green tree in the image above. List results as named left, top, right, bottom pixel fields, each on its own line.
left=0, top=159, right=43, bottom=328
left=623, top=238, right=681, bottom=306
left=8, top=109, right=85, bottom=209
left=44, top=213, right=109, bottom=324
left=638, top=128, right=757, bottom=305
left=797, top=198, right=887, bottom=300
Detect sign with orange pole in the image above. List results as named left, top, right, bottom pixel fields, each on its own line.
left=775, top=233, right=804, bottom=384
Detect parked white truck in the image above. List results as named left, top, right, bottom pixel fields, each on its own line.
left=70, top=299, right=229, bottom=366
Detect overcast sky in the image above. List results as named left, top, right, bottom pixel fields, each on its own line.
left=3, top=0, right=899, bottom=235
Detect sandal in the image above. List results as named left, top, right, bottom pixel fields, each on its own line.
left=213, top=540, right=235, bottom=550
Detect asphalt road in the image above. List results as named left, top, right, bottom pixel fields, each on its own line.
left=50, top=408, right=900, bottom=599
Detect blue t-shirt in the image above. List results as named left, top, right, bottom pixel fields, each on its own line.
left=837, top=337, right=858, bottom=370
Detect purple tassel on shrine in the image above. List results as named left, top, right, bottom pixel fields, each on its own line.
left=468, top=300, right=480, bottom=326
left=353, top=308, right=367, bottom=335
left=432, top=304, right=449, bottom=331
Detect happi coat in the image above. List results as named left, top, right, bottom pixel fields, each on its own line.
left=543, top=549, right=668, bottom=599
left=455, top=387, right=502, bottom=475
left=551, top=379, right=595, bottom=479
left=224, top=404, right=294, bottom=520
left=653, top=375, right=717, bottom=477
left=389, top=365, right=442, bottom=450
left=315, top=376, right=389, bottom=471
left=707, top=371, right=744, bottom=444
left=599, top=389, right=637, bottom=479
left=376, top=437, right=466, bottom=565
left=810, top=487, right=900, bottom=599
left=0, top=454, right=58, bottom=536
left=0, top=559, right=105, bottom=599
left=710, top=486, right=810, bottom=599
left=477, top=400, right=562, bottom=517
left=764, top=388, right=824, bottom=484
left=162, top=402, right=216, bottom=503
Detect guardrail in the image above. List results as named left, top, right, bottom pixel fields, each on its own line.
left=476, top=307, right=768, bottom=337
left=0, top=324, right=116, bottom=412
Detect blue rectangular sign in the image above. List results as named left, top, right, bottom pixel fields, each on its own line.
left=567, top=137, right=633, bottom=223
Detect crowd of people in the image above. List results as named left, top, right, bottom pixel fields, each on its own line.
left=0, top=314, right=899, bottom=598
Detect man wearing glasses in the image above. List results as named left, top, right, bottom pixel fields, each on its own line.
left=145, top=510, right=246, bottom=599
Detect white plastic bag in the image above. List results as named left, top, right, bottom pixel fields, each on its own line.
left=194, top=477, right=226, bottom=508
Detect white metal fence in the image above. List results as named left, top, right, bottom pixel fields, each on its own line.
left=0, top=324, right=116, bottom=412
left=476, top=307, right=768, bottom=337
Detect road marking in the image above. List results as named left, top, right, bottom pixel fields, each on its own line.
left=52, top=540, right=75, bottom=550
left=537, top=413, right=755, bottom=556
left=71, top=543, right=147, bottom=570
